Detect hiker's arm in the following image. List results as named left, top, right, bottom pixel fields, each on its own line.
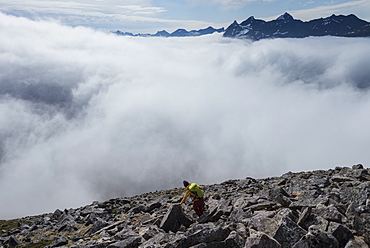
left=179, top=190, right=190, bottom=205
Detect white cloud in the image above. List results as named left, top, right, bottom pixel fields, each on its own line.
left=187, top=0, right=275, bottom=9
left=1, top=13, right=370, bottom=219
left=0, top=0, right=214, bottom=32
left=116, top=5, right=166, bottom=15
left=0, top=0, right=170, bottom=31
left=289, top=0, right=370, bottom=21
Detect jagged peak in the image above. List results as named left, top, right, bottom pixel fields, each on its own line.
left=277, top=12, right=294, bottom=21
left=231, top=20, right=239, bottom=26
left=240, top=16, right=257, bottom=26
left=155, top=30, right=169, bottom=34
left=200, top=26, right=217, bottom=31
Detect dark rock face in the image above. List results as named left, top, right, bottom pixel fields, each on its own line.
left=159, top=204, right=193, bottom=233
left=223, top=13, right=370, bottom=40
left=1, top=164, right=370, bottom=248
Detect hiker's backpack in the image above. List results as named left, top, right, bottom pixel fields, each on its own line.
left=189, top=183, right=204, bottom=198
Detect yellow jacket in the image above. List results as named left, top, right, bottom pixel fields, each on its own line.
left=180, top=184, right=203, bottom=205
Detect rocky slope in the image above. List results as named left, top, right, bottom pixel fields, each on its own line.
left=1, top=164, right=370, bottom=248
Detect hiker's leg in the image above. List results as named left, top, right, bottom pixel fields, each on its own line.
left=193, top=199, right=203, bottom=216
left=192, top=201, right=199, bottom=216
left=198, top=198, right=205, bottom=216
left=194, top=207, right=202, bottom=216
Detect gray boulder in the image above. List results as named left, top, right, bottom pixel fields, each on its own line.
left=293, top=225, right=339, bottom=248
left=107, top=236, right=141, bottom=248
left=248, top=211, right=279, bottom=236
left=244, top=230, right=281, bottom=248
left=159, top=204, right=193, bottom=233
left=223, top=230, right=245, bottom=248
left=88, top=218, right=109, bottom=234
left=3, top=236, right=21, bottom=247
left=272, top=217, right=307, bottom=247
left=206, top=199, right=232, bottom=222
left=327, top=222, right=353, bottom=247
left=138, top=225, right=161, bottom=240
left=312, top=204, right=345, bottom=223
left=180, top=223, right=231, bottom=247
left=48, top=236, right=69, bottom=247
left=345, top=236, right=369, bottom=248
left=143, top=202, right=162, bottom=213
left=352, top=164, right=364, bottom=170
left=229, top=207, right=253, bottom=223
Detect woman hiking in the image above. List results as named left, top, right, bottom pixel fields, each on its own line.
left=179, top=180, right=205, bottom=217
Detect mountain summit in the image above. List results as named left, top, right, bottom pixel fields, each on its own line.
left=277, top=12, right=294, bottom=21
left=223, top=13, right=370, bottom=40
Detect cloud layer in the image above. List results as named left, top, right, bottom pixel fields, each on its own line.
left=1, top=13, right=370, bottom=219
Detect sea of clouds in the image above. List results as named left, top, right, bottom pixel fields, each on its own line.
left=1, top=12, right=370, bottom=219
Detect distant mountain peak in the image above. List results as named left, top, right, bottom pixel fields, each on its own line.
left=113, top=26, right=224, bottom=38
left=277, top=12, right=294, bottom=21
left=154, top=30, right=170, bottom=37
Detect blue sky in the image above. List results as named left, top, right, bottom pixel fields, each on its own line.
left=0, top=0, right=370, bottom=33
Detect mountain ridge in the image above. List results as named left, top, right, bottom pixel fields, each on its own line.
left=224, top=12, right=370, bottom=40
left=113, top=13, right=370, bottom=40
left=1, top=164, right=370, bottom=247
left=113, top=26, right=225, bottom=37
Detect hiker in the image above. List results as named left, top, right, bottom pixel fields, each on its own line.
left=179, top=180, right=205, bottom=217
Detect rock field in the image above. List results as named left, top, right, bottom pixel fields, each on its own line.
left=1, top=164, right=370, bottom=248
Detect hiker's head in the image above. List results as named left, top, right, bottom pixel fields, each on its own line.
left=183, top=180, right=190, bottom=187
